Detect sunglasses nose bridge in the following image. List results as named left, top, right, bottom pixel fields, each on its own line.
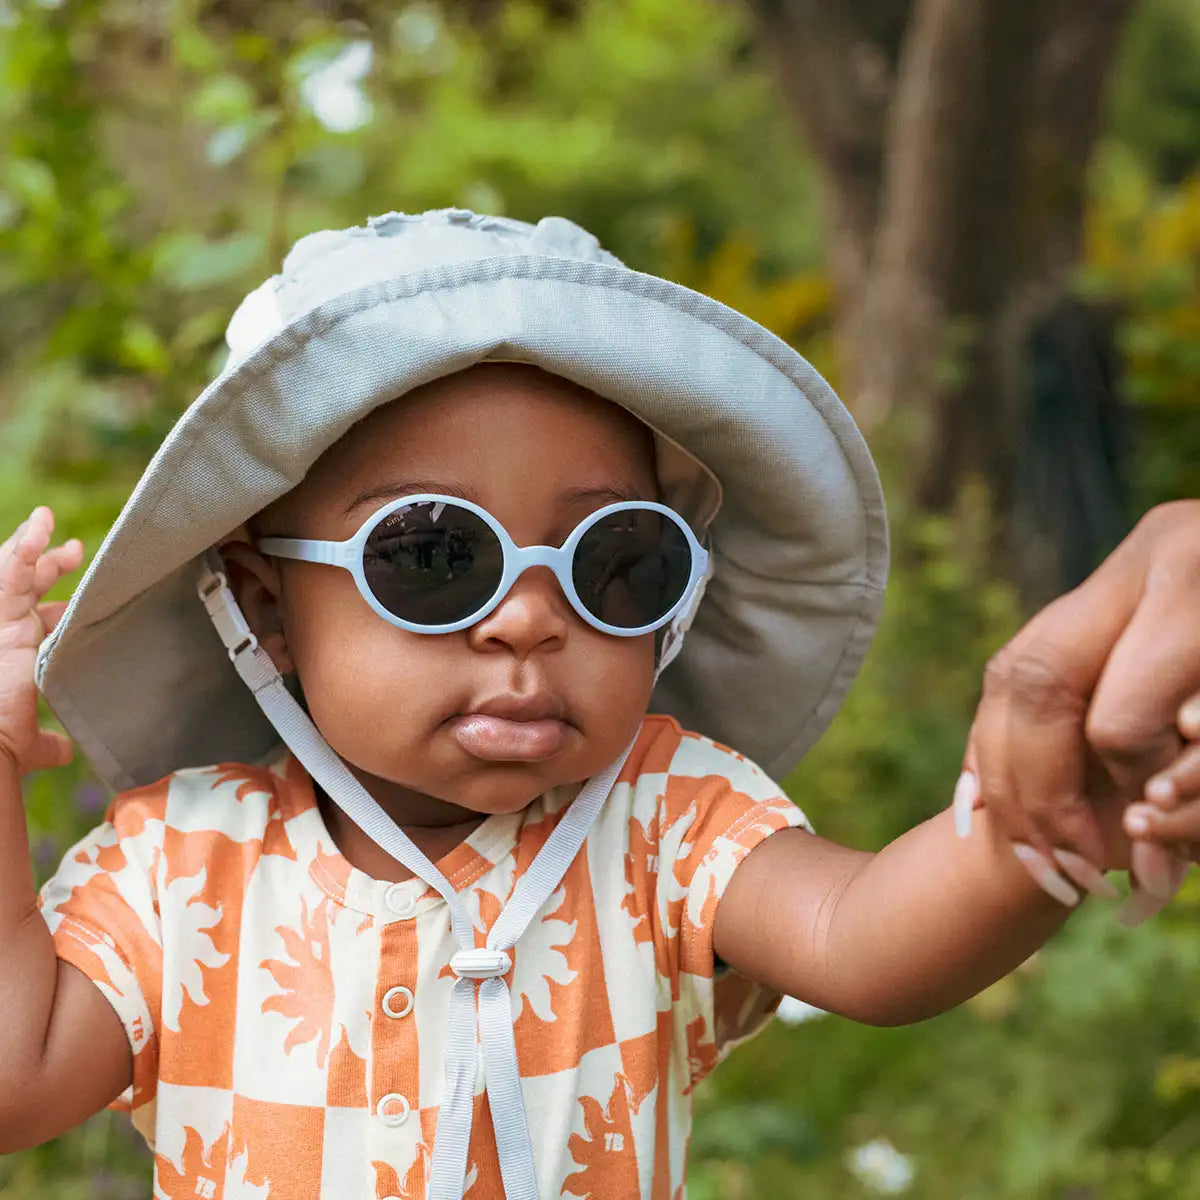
left=506, top=544, right=573, bottom=596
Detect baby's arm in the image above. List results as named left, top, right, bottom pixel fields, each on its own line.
left=713, top=801, right=1122, bottom=1025
left=0, top=508, right=130, bottom=1151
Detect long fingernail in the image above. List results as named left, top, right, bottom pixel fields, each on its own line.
left=953, top=771, right=978, bottom=839
left=1130, top=841, right=1180, bottom=900
left=1118, top=886, right=1169, bottom=927
left=1180, top=697, right=1200, bottom=736
left=1051, top=849, right=1119, bottom=900
left=1011, top=843, right=1080, bottom=906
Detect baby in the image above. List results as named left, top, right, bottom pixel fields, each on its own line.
left=0, top=210, right=1191, bottom=1199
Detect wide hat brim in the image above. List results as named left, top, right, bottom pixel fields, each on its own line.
left=37, top=229, right=887, bottom=790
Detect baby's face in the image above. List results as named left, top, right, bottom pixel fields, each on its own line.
left=231, top=364, right=659, bottom=817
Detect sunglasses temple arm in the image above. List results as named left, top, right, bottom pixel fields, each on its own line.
left=257, top=536, right=347, bottom=566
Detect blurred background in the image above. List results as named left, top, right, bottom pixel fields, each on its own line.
left=2, top=0, right=1200, bottom=1195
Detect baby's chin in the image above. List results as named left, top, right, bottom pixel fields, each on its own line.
left=431, top=759, right=589, bottom=817
left=333, top=748, right=590, bottom=824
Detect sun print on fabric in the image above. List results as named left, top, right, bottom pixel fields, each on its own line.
left=259, top=896, right=337, bottom=1066
left=161, top=869, right=230, bottom=1033
left=562, top=1074, right=641, bottom=1197
left=155, top=1123, right=229, bottom=1199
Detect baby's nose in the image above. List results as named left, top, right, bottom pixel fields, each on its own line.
left=467, top=567, right=570, bottom=657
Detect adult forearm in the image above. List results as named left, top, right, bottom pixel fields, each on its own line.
left=820, top=808, right=1070, bottom=1025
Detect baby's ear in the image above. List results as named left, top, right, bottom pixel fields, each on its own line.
left=218, top=539, right=294, bottom=675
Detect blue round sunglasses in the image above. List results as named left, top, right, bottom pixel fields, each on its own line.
left=258, top=494, right=709, bottom=637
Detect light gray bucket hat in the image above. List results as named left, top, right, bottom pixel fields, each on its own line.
left=36, top=207, right=887, bottom=791
left=35, top=207, right=888, bottom=1200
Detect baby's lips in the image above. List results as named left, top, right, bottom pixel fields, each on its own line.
left=448, top=714, right=572, bottom=762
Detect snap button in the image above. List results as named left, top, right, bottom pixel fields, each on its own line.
left=376, top=1093, right=411, bottom=1127
left=382, top=985, right=414, bottom=1019
left=449, top=948, right=512, bottom=980
left=384, top=882, right=417, bottom=918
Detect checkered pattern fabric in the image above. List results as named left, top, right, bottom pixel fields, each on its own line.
left=39, top=715, right=806, bottom=1199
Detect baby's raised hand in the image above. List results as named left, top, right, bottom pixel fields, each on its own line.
left=0, top=507, right=84, bottom=774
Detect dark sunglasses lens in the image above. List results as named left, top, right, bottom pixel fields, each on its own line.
left=573, top=509, right=693, bottom=630
left=363, top=501, right=503, bottom=626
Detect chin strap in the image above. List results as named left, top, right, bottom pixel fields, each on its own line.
left=655, top=542, right=712, bottom=682
left=198, top=551, right=633, bottom=1200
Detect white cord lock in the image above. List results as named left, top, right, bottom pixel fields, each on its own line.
left=449, top=948, right=512, bottom=980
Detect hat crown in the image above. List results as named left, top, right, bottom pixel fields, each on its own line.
left=225, top=209, right=623, bottom=370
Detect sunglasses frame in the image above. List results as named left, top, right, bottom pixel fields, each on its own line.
left=258, top=493, right=709, bottom=638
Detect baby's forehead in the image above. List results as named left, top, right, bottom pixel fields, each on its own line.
left=254, top=365, right=661, bottom=528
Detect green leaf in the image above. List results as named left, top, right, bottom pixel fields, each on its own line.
left=151, top=231, right=267, bottom=291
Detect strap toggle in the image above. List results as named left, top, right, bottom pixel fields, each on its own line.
left=450, top=948, right=512, bottom=980
left=198, top=566, right=260, bottom=661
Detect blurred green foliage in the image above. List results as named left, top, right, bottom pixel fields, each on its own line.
left=2, top=0, right=1200, bottom=1196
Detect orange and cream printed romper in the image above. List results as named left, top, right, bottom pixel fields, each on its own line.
left=39, top=713, right=808, bottom=1199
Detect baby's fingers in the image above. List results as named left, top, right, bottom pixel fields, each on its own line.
left=0, top=508, right=55, bottom=617
left=0, top=509, right=82, bottom=627
left=1179, top=693, right=1200, bottom=740
left=1127, top=753, right=1200, bottom=841
left=35, top=600, right=70, bottom=641
left=32, top=539, right=84, bottom=598
left=1142, top=742, right=1200, bottom=812
left=19, top=728, right=74, bottom=774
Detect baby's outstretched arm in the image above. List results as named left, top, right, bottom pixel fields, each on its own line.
left=713, top=798, right=1126, bottom=1026
left=0, top=508, right=130, bottom=1152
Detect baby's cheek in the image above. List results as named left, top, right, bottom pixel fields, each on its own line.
left=290, top=619, right=449, bottom=751
left=577, top=633, right=656, bottom=736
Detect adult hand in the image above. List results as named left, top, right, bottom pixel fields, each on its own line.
left=955, top=499, right=1200, bottom=922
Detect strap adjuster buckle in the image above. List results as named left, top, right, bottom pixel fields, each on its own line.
left=449, top=948, right=512, bottom=980
left=197, top=564, right=260, bottom=661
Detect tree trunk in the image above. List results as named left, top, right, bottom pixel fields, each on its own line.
left=748, top=0, right=1137, bottom=604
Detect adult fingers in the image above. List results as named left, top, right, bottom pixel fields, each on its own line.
left=1086, top=505, right=1200, bottom=796
left=963, top=684, right=1043, bottom=850
left=1129, top=840, right=1186, bottom=901
left=964, top=690, right=1087, bottom=904
left=974, top=591, right=1117, bottom=866
left=1118, top=845, right=1189, bottom=926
